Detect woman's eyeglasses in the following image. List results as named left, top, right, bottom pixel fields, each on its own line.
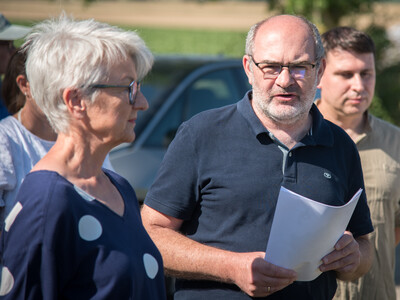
left=90, top=80, right=141, bottom=105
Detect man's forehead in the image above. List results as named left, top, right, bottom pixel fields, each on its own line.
left=253, top=27, right=315, bottom=61
left=256, top=17, right=313, bottom=41
left=326, top=49, right=375, bottom=64
left=256, top=17, right=309, bottom=38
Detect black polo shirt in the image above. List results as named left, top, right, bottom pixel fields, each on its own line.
left=145, top=92, right=373, bottom=300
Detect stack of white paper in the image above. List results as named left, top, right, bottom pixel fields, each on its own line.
left=265, top=187, right=362, bottom=281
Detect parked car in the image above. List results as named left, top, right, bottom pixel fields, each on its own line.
left=109, top=55, right=251, bottom=201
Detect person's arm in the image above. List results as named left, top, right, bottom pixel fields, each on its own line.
left=0, top=134, right=17, bottom=235
left=141, top=204, right=297, bottom=298
left=319, top=231, right=372, bottom=281
left=395, top=227, right=400, bottom=246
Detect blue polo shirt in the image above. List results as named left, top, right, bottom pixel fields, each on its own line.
left=145, top=92, right=373, bottom=300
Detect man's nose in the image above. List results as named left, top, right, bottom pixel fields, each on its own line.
left=274, top=67, right=295, bottom=88
left=351, top=74, right=364, bottom=93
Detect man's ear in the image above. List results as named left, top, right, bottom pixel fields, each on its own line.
left=63, top=88, right=86, bottom=118
left=242, top=54, right=253, bottom=86
left=316, top=58, right=326, bottom=88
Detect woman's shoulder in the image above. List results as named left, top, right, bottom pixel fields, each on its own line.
left=0, top=115, right=54, bottom=148
left=4, top=171, right=73, bottom=240
left=17, top=170, right=80, bottom=213
left=0, top=116, right=25, bottom=137
left=18, top=170, right=68, bottom=201
left=12, top=171, right=88, bottom=234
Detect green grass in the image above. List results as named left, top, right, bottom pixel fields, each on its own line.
left=133, top=27, right=247, bottom=58
left=12, top=19, right=247, bottom=58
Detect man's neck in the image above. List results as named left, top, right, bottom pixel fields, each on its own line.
left=316, top=100, right=367, bottom=143
left=258, top=111, right=312, bottom=149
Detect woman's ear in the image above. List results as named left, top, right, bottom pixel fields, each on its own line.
left=16, top=75, right=29, bottom=96
left=63, top=88, right=86, bottom=118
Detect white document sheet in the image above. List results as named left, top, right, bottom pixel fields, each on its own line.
left=265, top=187, right=363, bottom=281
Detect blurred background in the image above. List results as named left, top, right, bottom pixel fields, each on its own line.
left=1, top=0, right=399, bottom=297
left=2, top=0, right=400, bottom=126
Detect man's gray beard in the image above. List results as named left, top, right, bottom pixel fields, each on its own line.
left=252, top=90, right=313, bottom=125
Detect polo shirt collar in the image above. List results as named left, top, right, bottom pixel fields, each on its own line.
left=237, top=91, right=333, bottom=147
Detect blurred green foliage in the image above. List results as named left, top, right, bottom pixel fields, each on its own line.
left=268, top=0, right=373, bottom=30
left=366, top=25, right=400, bottom=126
left=373, top=63, right=400, bottom=126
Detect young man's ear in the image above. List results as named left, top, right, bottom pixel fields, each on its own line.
left=316, top=58, right=326, bottom=88
left=63, top=88, right=86, bottom=118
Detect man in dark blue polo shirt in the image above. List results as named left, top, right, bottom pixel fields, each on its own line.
left=141, top=15, right=373, bottom=300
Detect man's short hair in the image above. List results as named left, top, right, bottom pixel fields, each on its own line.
left=245, top=15, right=325, bottom=63
left=321, top=26, right=375, bottom=56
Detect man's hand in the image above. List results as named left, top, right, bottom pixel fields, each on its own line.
left=319, top=231, right=372, bottom=281
left=231, top=252, right=297, bottom=297
left=141, top=205, right=297, bottom=297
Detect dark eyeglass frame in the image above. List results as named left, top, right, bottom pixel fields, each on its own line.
left=90, top=80, right=140, bottom=105
left=249, top=55, right=317, bottom=80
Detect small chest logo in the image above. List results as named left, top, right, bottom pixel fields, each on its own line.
left=324, top=172, right=332, bottom=179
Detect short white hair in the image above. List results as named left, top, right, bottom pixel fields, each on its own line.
left=23, top=14, right=153, bottom=133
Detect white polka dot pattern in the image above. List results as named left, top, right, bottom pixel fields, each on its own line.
left=78, top=215, right=102, bottom=241
left=143, top=253, right=159, bottom=279
left=0, top=267, right=14, bottom=296
left=4, top=202, right=22, bottom=232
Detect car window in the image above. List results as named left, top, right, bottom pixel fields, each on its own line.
left=136, top=61, right=196, bottom=138
left=144, top=67, right=247, bottom=148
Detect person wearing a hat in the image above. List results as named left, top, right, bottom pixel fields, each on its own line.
left=0, top=13, right=30, bottom=119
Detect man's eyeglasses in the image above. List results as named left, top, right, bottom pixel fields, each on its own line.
left=249, top=55, right=317, bottom=80
left=90, top=80, right=140, bottom=105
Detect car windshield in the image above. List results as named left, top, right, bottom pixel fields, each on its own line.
left=136, top=58, right=205, bottom=137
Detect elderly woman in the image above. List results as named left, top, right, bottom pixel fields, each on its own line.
left=0, top=16, right=166, bottom=299
left=0, top=49, right=114, bottom=233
